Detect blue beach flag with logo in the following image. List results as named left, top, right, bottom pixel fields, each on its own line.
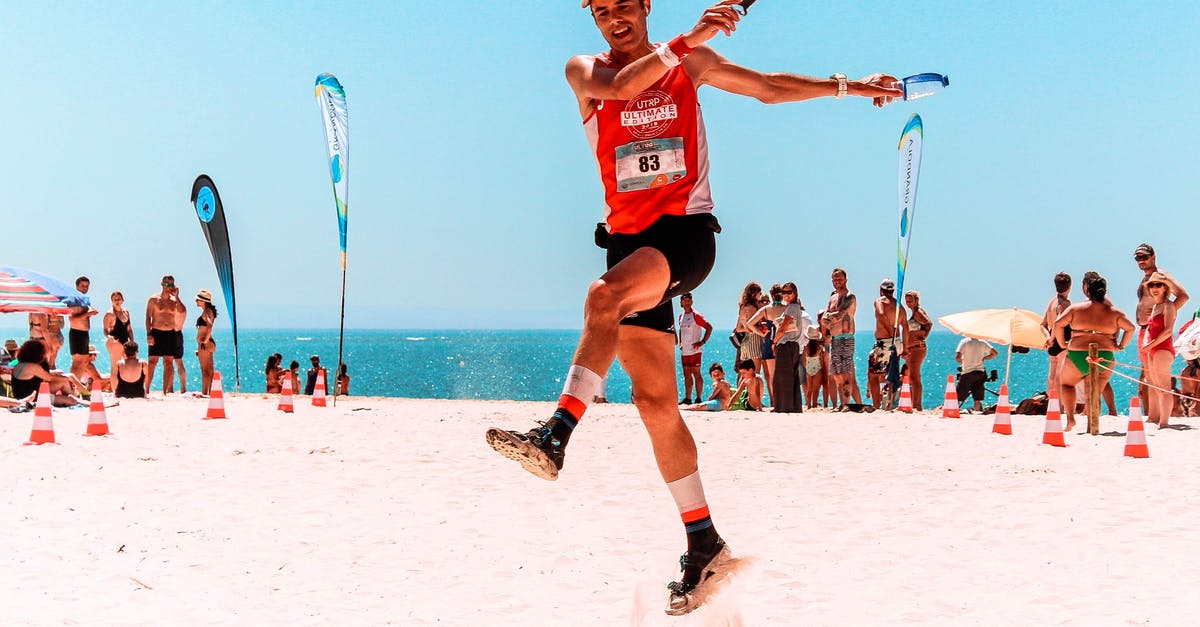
left=190, top=174, right=240, bottom=389
left=314, top=72, right=350, bottom=400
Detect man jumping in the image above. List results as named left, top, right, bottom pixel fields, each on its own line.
left=486, top=0, right=899, bottom=614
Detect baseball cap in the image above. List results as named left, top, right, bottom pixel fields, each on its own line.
left=879, top=279, right=895, bottom=291
left=1134, top=243, right=1155, bottom=257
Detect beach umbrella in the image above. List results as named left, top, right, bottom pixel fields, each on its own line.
left=937, top=308, right=1048, bottom=390
left=0, top=266, right=90, bottom=315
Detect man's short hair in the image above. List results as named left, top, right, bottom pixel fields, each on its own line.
left=75, top=276, right=89, bottom=287
left=832, top=267, right=847, bottom=278
left=708, top=362, right=723, bottom=373
left=680, top=292, right=693, bottom=300
left=737, top=359, right=755, bottom=371
left=1053, top=272, right=1071, bottom=293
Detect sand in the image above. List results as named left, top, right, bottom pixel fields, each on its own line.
left=2, top=394, right=1197, bottom=626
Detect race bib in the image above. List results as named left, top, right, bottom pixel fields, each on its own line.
left=614, top=138, right=686, bottom=192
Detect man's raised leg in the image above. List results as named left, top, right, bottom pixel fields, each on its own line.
left=486, top=247, right=671, bottom=480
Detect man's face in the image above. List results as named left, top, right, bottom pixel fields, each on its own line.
left=1135, top=253, right=1154, bottom=272
left=76, top=280, right=89, bottom=294
left=710, top=368, right=724, bottom=382
left=590, top=0, right=649, bottom=50
left=831, top=271, right=847, bottom=290
left=680, top=295, right=693, bottom=308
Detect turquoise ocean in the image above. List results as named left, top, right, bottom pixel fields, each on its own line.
left=3, top=327, right=1153, bottom=408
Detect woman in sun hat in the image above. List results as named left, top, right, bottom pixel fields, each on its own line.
left=195, top=289, right=219, bottom=395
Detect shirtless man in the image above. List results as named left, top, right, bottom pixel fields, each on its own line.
left=68, top=276, right=100, bottom=381
left=1133, top=243, right=1187, bottom=410
left=146, top=275, right=187, bottom=394
left=1054, top=275, right=1134, bottom=432
left=1042, top=272, right=1071, bottom=394
left=823, top=268, right=862, bottom=406
left=870, top=279, right=906, bottom=408
left=484, top=0, right=900, bottom=615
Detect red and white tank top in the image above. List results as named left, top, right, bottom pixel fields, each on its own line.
left=584, top=47, right=713, bottom=235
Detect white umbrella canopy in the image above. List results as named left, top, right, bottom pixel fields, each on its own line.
left=937, top=308, right=1048, bottom=348
left=938, top=308, right=1049, bottom=390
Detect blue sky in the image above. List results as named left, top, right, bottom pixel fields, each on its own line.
left=4, top=1, right=1197, bottom=329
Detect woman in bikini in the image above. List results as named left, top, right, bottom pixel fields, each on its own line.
left=195, top=290, right=218, bottom=395
left=744, top=285, right=783, bottom=405
left=1052, top=275, right=1134, bottom=432
left=103, top=291, right=134, bottom=392
left=1141, top=272, right=1180, bottom=428
left=902, top=290, right=933, bottom=411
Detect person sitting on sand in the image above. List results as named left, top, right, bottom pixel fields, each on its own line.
left=265, top=353, right=284, bottom=393
left=10, top=340, right=86, bottom=406
left=1052, top=275, right=1134, bottom=432
left=682, top=362, right=733, bottom=411
left=726, top=359, right=763, bottom=412
left=81, top=345, right=111, bottom=393
left=115, top=341, right=149, bottom=399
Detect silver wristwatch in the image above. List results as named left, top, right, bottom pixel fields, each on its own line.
left=830, top=73, right=848, bottom=99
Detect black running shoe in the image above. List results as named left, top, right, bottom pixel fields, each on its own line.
left=665, top=538, right=733, bottom=615
left=485, top=422, right=565, bottom=481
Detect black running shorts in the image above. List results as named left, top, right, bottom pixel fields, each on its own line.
left=606, top=213, right=720, bottom=334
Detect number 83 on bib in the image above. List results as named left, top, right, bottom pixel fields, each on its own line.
left=615, top=137, right=687, bottom=192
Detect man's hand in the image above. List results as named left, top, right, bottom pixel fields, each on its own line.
left=683, top=0, right=743, bottom=49
left=853, top=73, right=902, bottom=107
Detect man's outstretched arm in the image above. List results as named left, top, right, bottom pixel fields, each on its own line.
left=690, top=47, right=900, bottom=107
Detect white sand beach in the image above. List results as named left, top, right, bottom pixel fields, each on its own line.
left=2, top=395, right=1198, bottom=626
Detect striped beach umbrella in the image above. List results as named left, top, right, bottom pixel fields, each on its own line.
left=0, top=266, right=90, bottom=314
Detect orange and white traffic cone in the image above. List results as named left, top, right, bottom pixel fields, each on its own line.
left=277, top=375, right=295, bottom=413
left=311, top=368, right=327, bottom=407
left=992, top=384, right=1013, bottom=435
left=84, top=382, right=110, bottom=436
left=205, top=371, right=227, bottom=420
left=897, top=376, right=914, bottom=413
left=941, top=375, right=960, bottom=418
left=24, top=382, right=56, bottom=445
left=1124, top=397, right=1149, bottom=458
left=1042, top=389, right=1067, bottom=447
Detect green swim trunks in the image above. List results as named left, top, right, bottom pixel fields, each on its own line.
left=1067, top=349, right=1115, bottom=376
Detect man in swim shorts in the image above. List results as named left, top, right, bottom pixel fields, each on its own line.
left=146, top=275, right=186, bottom=394
left=676, top=292, right=712, bottom=404
left=823, top=268, right=862, bottom=407
left=870, top=279, right=905, bottom=408
left=68, top=276, right=99, bottom=381
left=484, top=0, right=900, bottom=615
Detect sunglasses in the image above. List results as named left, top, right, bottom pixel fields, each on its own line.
left=1147, top=282, right=1165, bottom=288
left=1134, top=255, right=1150, bottom=261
